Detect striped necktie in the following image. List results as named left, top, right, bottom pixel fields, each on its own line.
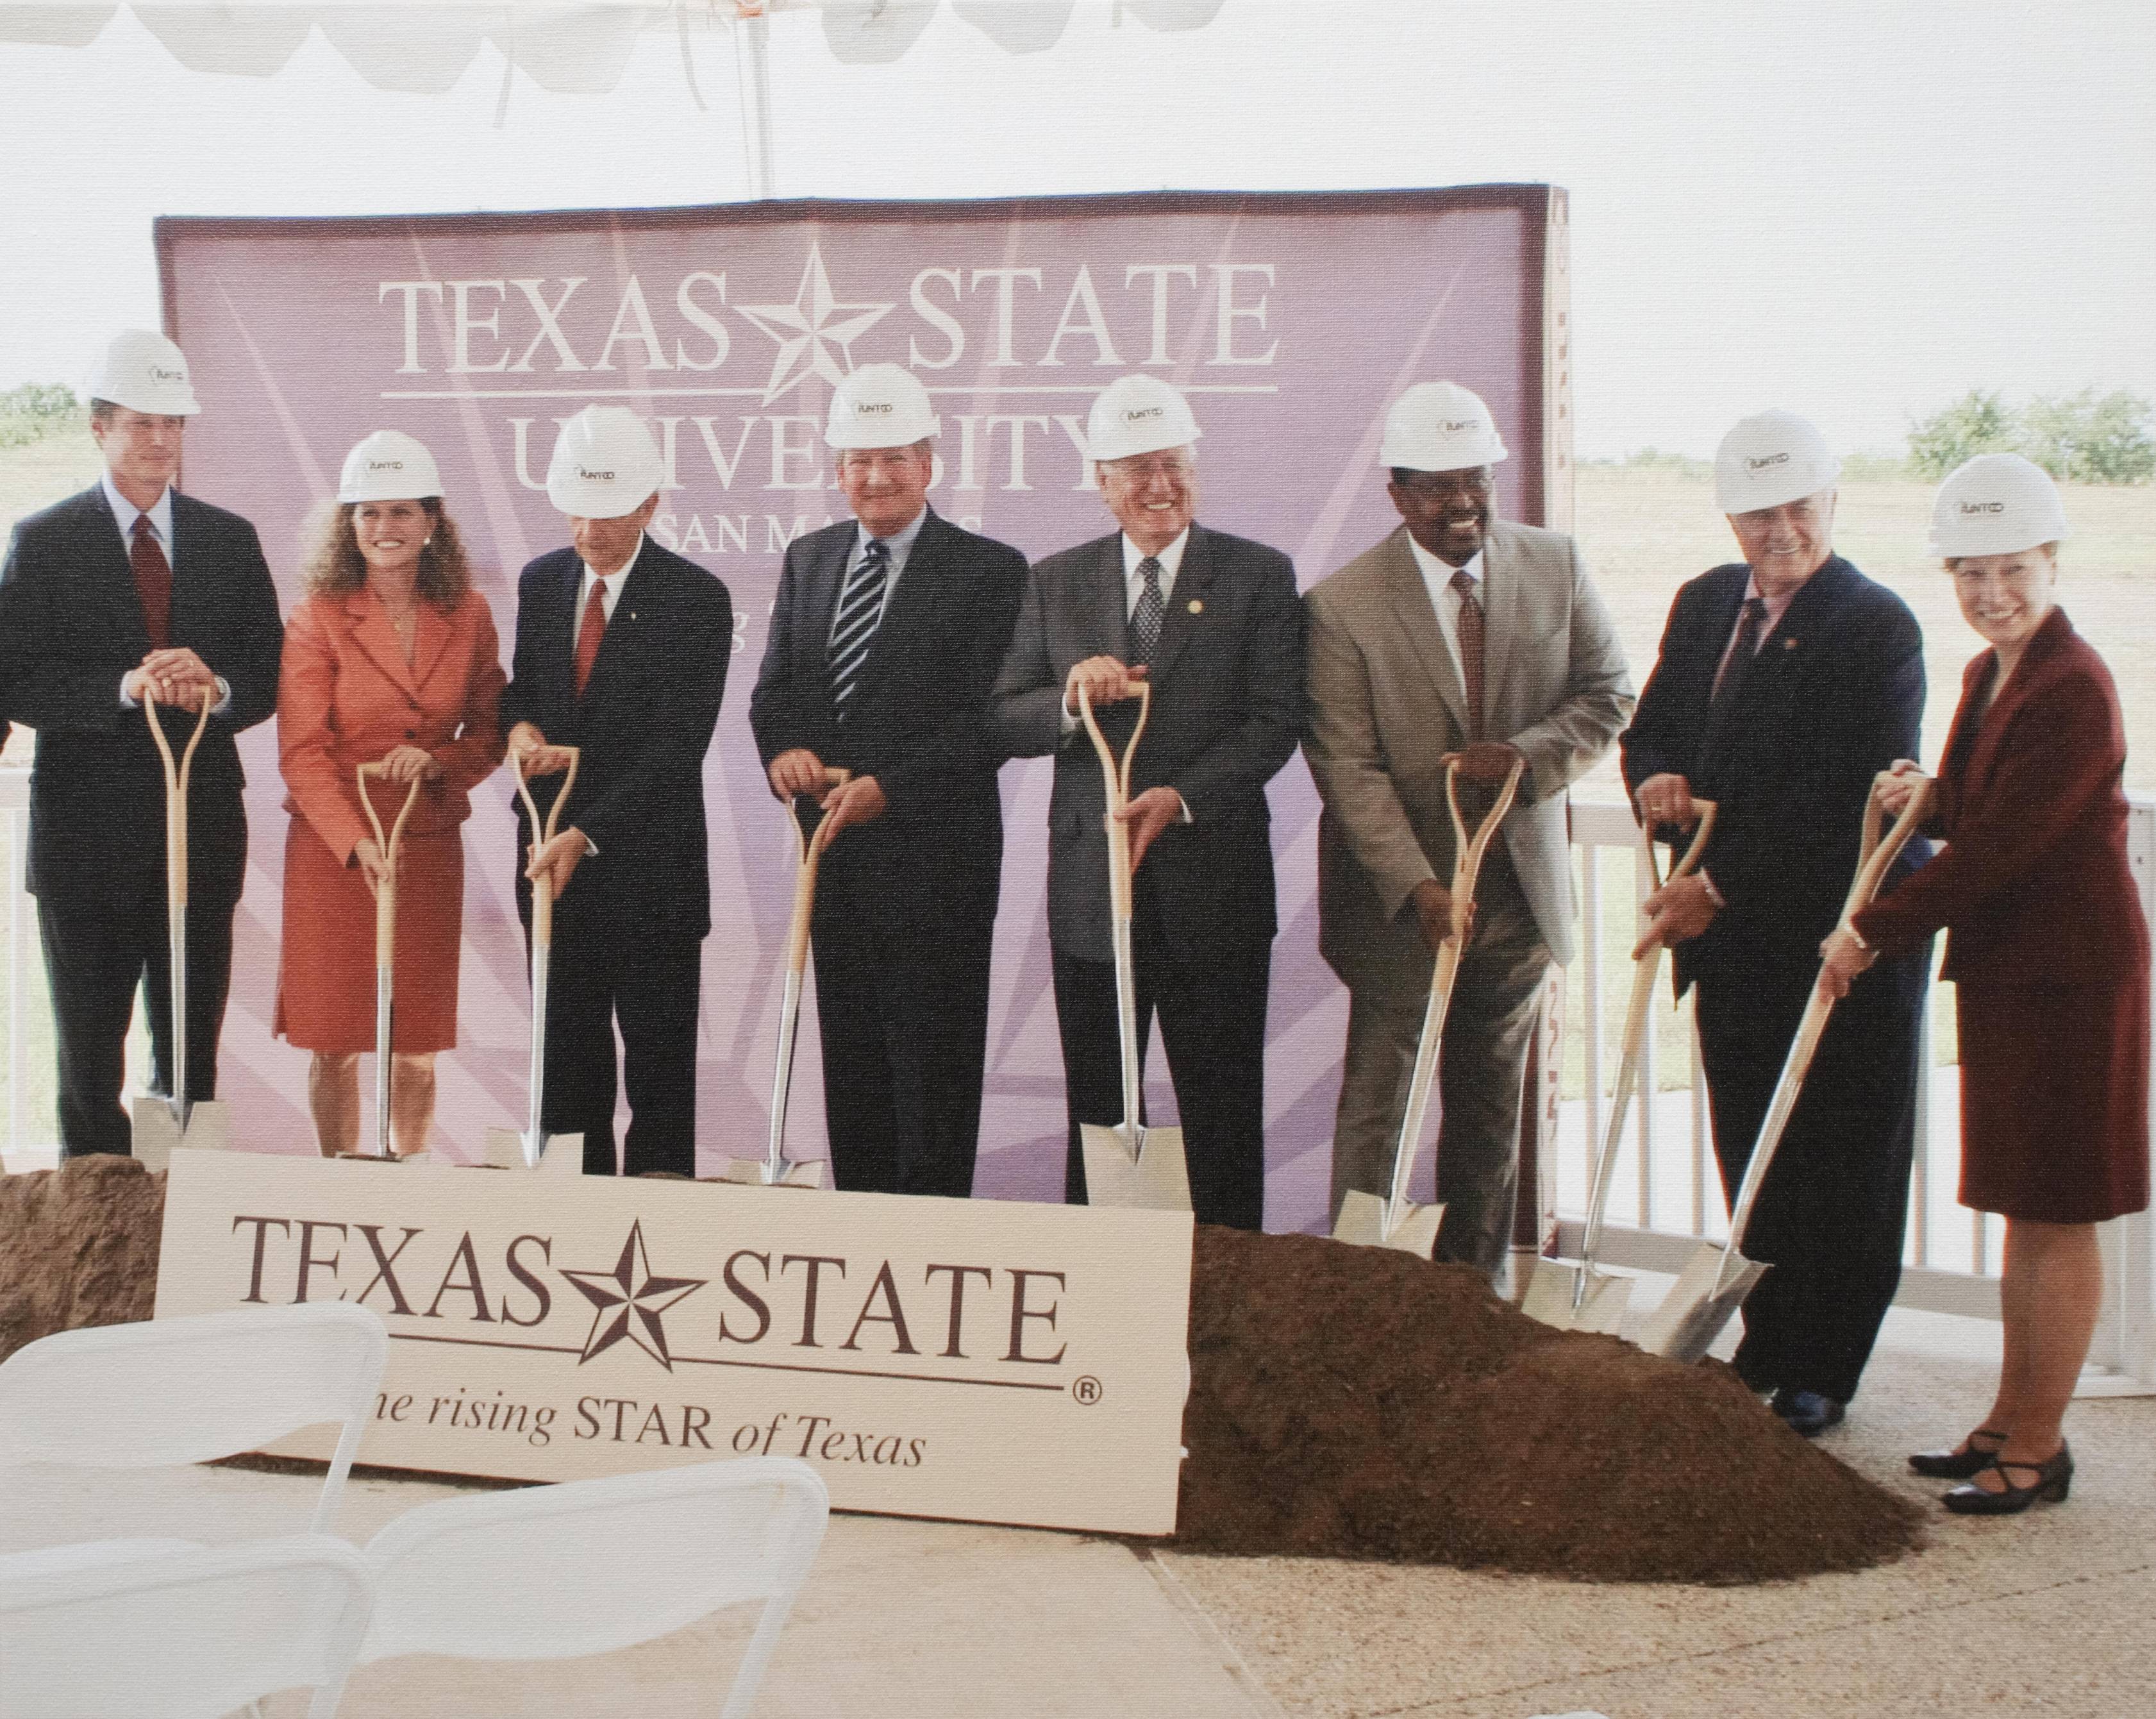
left=829, top=537, right=891, bottom=722
left=1450, top=567, right=1483, bottom=741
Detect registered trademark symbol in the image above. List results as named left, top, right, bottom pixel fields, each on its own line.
left=1071, top=1375, right=1103, bottom=1405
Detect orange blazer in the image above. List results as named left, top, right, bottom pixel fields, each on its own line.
left=278, top=585, right=508, bottom=860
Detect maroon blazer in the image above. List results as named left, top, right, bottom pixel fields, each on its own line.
left=1855, top=607, right=2148, bottom=987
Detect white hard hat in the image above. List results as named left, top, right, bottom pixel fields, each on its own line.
left=337, top=431, right=442, bottom=504
left=1928, top=453, right=2069, bottom=559
left=1714, top=410, right=1841, bottom=513
left=545, top=407, right=663, bottom=518
left=824, top=363, right=940, bottom=449
left=1378, top=382, right=1508, bottom=473
left=87, top=329, right=201, bottom=417
left=1086, top=374, right=1201, bottom=462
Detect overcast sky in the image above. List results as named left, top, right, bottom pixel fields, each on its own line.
left=3, top=0, right=2152, bottom=457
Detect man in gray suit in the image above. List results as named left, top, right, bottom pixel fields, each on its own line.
left=992, top=376, right=1303, bottom=1229
left=1305, top=382, right=1633, bottom=1277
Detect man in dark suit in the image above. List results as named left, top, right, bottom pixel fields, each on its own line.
left=0, top=330, right=282, bottom=1157
left=749, top=364, right=1026, bottom=1198
left=990, top=376, right=1302, bottom=1230
left=1625, top=408, right=1930, bottom=1436
left=503, top=406, right=730, bottom=1178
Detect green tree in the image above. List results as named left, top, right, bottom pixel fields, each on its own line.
left=0, top=383, right=81, bottom=450
left=2020, top=389, right=2155, bottom=484
left=1905, top=388, right=2016, bottom=478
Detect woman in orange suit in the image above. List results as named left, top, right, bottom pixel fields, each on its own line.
left=276, top=432, right=506, bottom=1156
left=1822, top=455, right=2149, bottom=1514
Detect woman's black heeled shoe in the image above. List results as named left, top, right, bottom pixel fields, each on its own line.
left=1943, top=1441, right=2073, bottom=1514
left=1909, top=1427, right=2006, bottom=1479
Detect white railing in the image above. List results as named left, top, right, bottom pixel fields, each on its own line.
left=1562, top=792, right=2156, bottom=1394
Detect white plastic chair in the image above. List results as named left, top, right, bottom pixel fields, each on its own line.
left=0, top=1533, right=372, bottom=1719
left=316, top=1455, right=831, bottom=1718
left=0, top=1302, right=387, bottom=1540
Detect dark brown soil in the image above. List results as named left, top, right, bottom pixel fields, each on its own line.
left=1, top=1161, right=1926, bottom=1582
left=1173, top=1226, right=1926, bottom=1581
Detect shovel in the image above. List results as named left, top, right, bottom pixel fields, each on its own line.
left=1334, top=753, right=1525, bottom=1254
left=131, top=690, right=234, bottom=1171
left=1075, top=681, right=1192, bottom=1212
left=1639, top=772, right=1934, bottom=1363
left=1521, top=801, right=1718, bottom=1331
left=716, top=770, right=850, bottom=1189
left=484, top=748, right=585, bottom=1175
left=352, top=761, right=422, bottom=1161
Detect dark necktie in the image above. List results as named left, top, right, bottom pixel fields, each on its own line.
left=829, top=537, right=890, bottom=721
left=131, top=514, right=172, bottom=651
left=1450, top=567, right=1483, bottom=741
left=1699, top=596, right=1767, bottom=784
left=1129, top=556, right=1165, bottom=666
left=574, top=578, right=607, bottom=698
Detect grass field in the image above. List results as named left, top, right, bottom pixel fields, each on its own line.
left=1, top=433, right=2150, bottom=1127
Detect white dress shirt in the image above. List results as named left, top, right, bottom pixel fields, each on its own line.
left=106, top=474, right=231, bottom=714
left=832, top=505, right=929, bottom=639
left=1403, top=533, right=1484, bottom=702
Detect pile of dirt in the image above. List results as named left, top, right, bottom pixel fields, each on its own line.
left=0, top=1161, right=1926, bottom=1582
left=0, top=1156, right=163, bottom=1360
left=1174, top=1226, right=1926, bottom=1581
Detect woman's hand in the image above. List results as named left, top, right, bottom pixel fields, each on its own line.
left=353, top=837, right=389, bottom=898
left=377, top=744, right=442, bottom=783
left=1873, top=760, right=1923, bottom=817
left=1818, top=927, right=1876, bottom=1000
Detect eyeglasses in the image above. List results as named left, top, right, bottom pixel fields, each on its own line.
left=1392, top=469, right=1494, bottom=501
left=1102, top=454, right=1194, bottom=482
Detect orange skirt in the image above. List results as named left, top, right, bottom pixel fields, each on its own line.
left=273, top=814, right=465, bottom=1053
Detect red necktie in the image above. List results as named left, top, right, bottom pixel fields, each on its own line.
left=131, top=515, right=172, bottom=651
left=574, top=580, right=606, bottom=697
left=1450, top=567, right=1483, bottom=741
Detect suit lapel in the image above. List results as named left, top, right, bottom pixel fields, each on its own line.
left=1096, top=536, right=1132, bottom=662
left=1382, top=529, right=1472, bottom=739
left=1476, top=527, right=1523, bottom=728
left=1143, top=527, right=1212, bottom=685
left=808, top=524, right=857, bottom=670
left=345, top=588, right=419, bottom=697
left=81, top=487, right=153, bottom=654
left=583, top=559, right=643, bottom=700
left=1958, top=609, right=2068, bottom=802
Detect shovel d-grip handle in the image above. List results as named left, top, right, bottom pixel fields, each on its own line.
left=509, top=745, right=581, bottom=950
left=1713, top=771, right=1934, bottom=1295
left=142, top=689, right=212, bottom=912
left=1579, top=800, right=1720, bottom=1279
left=357, top=762, right=424, bottom=969
left=1078, top=680, right=1153, bottom=924
left=784, top=767, right=853, bottom=978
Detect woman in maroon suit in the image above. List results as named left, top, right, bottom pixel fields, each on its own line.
left=1821, top=455, right=2148, bottom=1514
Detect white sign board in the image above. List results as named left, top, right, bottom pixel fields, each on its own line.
left=155, top=1153, right=1192, bottom=1535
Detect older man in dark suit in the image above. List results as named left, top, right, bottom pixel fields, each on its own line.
left=1624, top=408, right=1930, bottom=1436
left=504, top=405, right=731, bottom=1178
left=749, top=364, right=1026, bottom=1199
left=990, top=376, right=1303, bottom=1230
left=0, top=330, right=282, bottom=1158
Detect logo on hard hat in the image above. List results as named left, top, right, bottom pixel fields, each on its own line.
left=857, top=401, right=894, bottom=416
left=151, top=365, right=186, bottom=382
left=577, top=465, right=614, bottom=482
left=1746, top=452, right=1791, bottom=472
left=1960, top=501, right=2006, bottom=515
left=369, top=459, right=403, bottom=473
left=1439, top=418, right=1480, bottom=434
left=1123, top=406, right=1165, bottom=423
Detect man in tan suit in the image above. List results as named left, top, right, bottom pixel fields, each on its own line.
left=1305, top=382, right=1633, bottom=1278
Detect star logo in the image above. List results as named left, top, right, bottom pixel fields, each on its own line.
left=559, top=1220, right=706, bottom=1370
left=735, top=244, right=895, bottom=404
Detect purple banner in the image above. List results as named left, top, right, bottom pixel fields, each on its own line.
left=159, top=186, right=1562, bottom=1230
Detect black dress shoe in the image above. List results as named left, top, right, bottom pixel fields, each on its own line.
left=1909, top=1428, right=2006, bottom=1479
left=1771, top=1387, right=1845, bottom=1437
left=1944, top=1441, right=2073, bottom=1514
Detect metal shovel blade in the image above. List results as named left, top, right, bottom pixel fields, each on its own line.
left=1080, top=1120, right=1192, bottom=1212
left=482, top=1126, right=585, bottom=1174
left=131, top=1097, right=233, bottom=1173
left=1637, top=1240, right=1769, bottom=1363
left=715, top=1153, right=828, bottom=1188
left=1519, top=1261, right=1633, bottom=1334
left=1331, top=1187, right=1444, bottom=1256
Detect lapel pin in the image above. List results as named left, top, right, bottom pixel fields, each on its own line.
left=1187, top=598, right=1203, bottom=614
left=628, top=610, right=636, bottom=621
left=1783, top=637, right=1798, bottom=650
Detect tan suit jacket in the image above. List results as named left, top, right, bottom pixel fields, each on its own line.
left=1305, top=520, right=1632, bottom=983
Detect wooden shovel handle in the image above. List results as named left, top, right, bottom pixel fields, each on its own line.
left=1078, top=681, right=1153, bottom=921
left=1843, top=771, right=1934, bottom=925
left=508, top=746, right=580, bottom=946
left=142, top=691, right=212, bottom=910
left=357, top=762, right=424, bottom=968
left=1440, top=753, right=1525, bottom=944
left=785, top=768, right=853, bottom=975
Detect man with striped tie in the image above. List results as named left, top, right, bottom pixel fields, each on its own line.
left=505, top=405, right=732, bottom=1177
left=1305, top=382, right=1632, bottom=1281
left=990, top=376, right=1303, bottom=1229
left=749, top=365, right=1027, bottom=1198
